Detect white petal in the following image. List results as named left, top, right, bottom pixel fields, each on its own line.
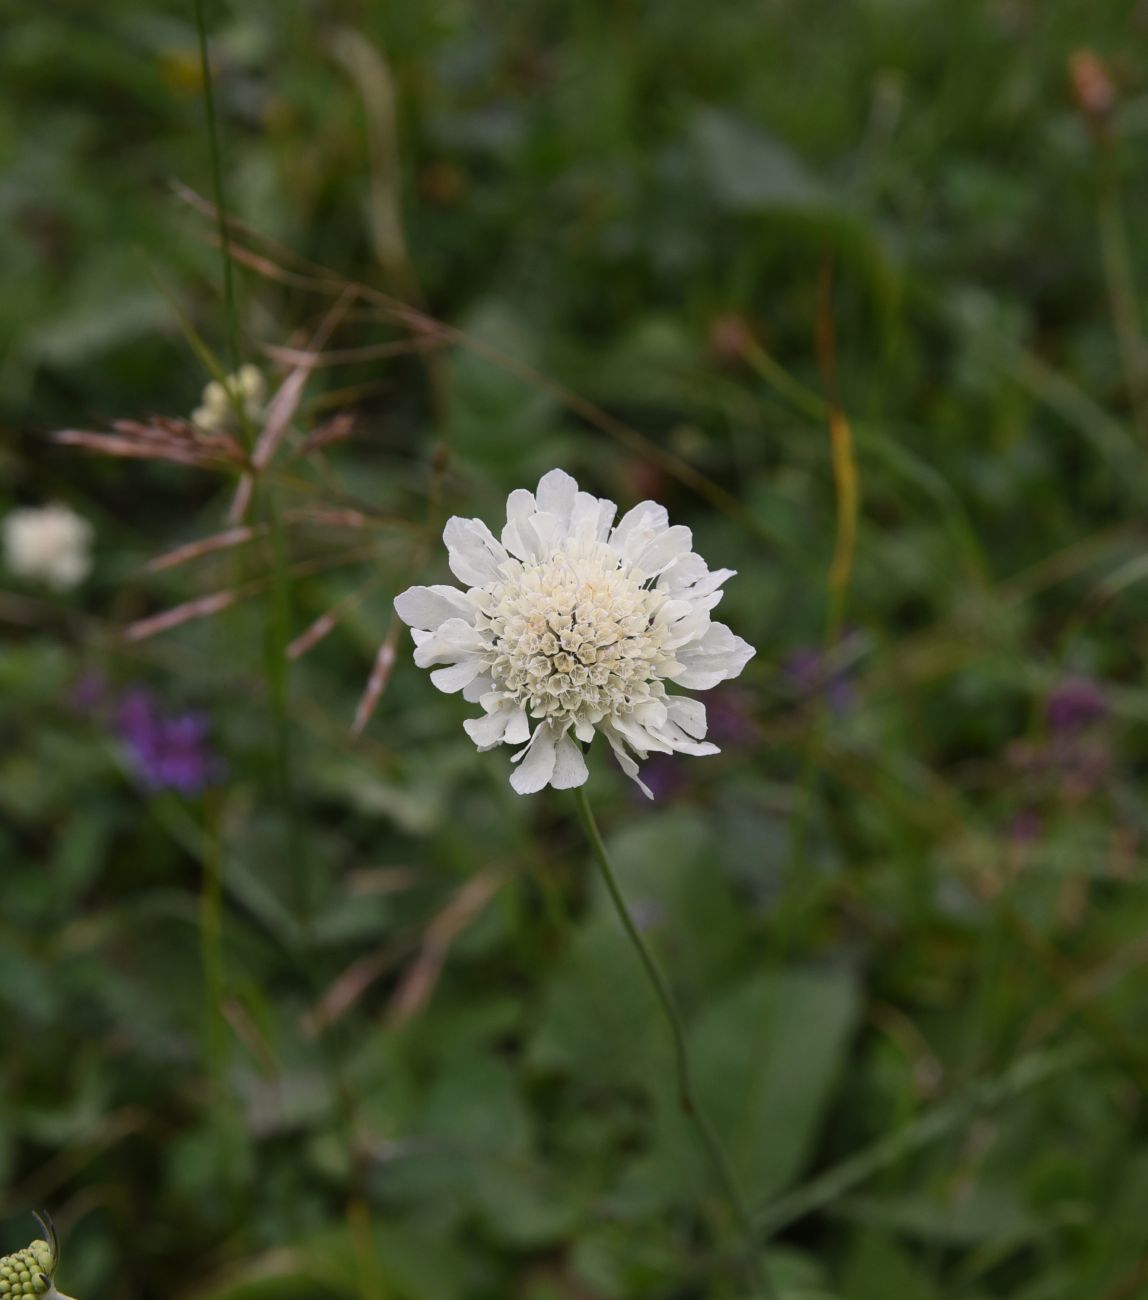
left=661, top=609, right=712, bottom=650
left=412, top=618, right=487, bottom=668
left=660, top=557, right=736, bottom=612
left=611, top=712, right=669, bottom=756
left=443, top=516, right=509, bottom=586
left=677, top=740, right=719, bottom=756
left=394, top=584, right=474, bottom=630
left=656, top=598, right=707, bottom=648
left=504, top=510, right=562, bottom=561
left=569, top=491, right=617, bottom=542
left=628, top=526, right=693, bottom=577
left=629, top=696, right=718, bottom=757
left=666, top=696, right=708, bottom=739
left=501, top=488, right=539, bottom=558
left=632, top=698, right=668, bottom=730
left=509, top=725, right=559, bottom=794
left=610, top=500, right=669, bottom=551
left=550, top=733, right=589, bottom=789
left=660, top=731, right=718, bottom=757
left=504, top=487, right=537, bottom=528
left=573, top=717, right=597, bottom=743
left=430, top=660, right=483, bottom=693
left=659, top=552, right=708, bottom=589
left=462, top=673, right=494, bottom=703
left=535, top=469, right=579, bottom=531
left=505, top=710, right=531, bottom=745
left=601, top=725, right=654, bottom=799
left=688, top=566, right=737, bottom=598
left=669, top=621, right=755, bottom=690
left=464, top=705, right=529, bottom=751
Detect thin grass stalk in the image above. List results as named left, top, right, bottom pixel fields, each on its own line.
left=572, top=786, right=778, bottom=1300
left=198, top=792, right=235, bottom=1187
left=779, top=257, right=861, bottom=934
left=757, top=1044, right=1090, bottom=1237
left=921, top=859, right=1009, bottom=1289
left=1097, top=156, right=1148, bottom=446
left=190, top=0, right=245, bottom=1192
left=190, top=0, right=374, bottom=1260
left=176, top=185, right=792, bottom=554
left=192, top=0, right=241, bottom=380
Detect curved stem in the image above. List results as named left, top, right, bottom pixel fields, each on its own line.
left=573, top=785, right=778, bottom=1299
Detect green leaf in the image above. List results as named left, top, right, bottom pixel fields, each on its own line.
left=529, top=810, right=748, bottom=1084
left=647, top=966, right=860, bottom=1207
left=842, top=1234, right=938, bottom=1300
left=835, top=1187, right=1038, bottom=1245
left=691, top=107, right=827, bottom=214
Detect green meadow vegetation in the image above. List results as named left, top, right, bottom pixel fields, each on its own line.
left=3, top=2, right=1148, bottom=1297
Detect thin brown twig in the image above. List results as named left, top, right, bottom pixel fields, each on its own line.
left=287, top=574, right=386, bottom=661
left=124, top=542, right=386, bottom=644
left=264, top=336, right=448, bottom=369
left=229, top=286, right=358, bottom=522
left=302, top=946, right=407, bottom=1039
left=387, top=870, right=506, bottom=1027
left=124, top=587, right=249, bottom=642
left=351, top=617, right=402, bottom=736
left=176, top=185, right=773, bottom=540
left=144, top=525, right=259, bottom=573
left=54, top=429, right=244, bottom=472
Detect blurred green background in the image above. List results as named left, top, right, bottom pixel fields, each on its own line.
left=4, top=1, right=1148, bottom=1297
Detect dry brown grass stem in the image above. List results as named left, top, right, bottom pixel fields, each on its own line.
left=264, top=336, right=447, bottom=369
left=386, top=869, right=506, bottom=1028
left=302, top=948, right=405, bottom=1038
left=56, top=419, right=246, bottom=472
left=351, top=617, right=402, bottom=736
left=124, top=586, right=249, bottom=642
left=125, top=542, right=385, bottom=644
left=229, top=286, right=358, bottom=522
left=144, top=525, right=259, bottom=573
left=294, top=412, right=358, bottom=457
left=286, top=574, right=385, bottom=662
left=142, top=509, right=382, bottom=578
left=175, top=185, right=766, bottom=538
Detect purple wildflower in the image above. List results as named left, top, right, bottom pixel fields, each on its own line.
left=115, top=689, right=222, bottom=795
left=1046, top=676, right=1107, bottom=733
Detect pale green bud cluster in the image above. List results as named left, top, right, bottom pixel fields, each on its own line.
left=0, top=1239, right=53, bottom=1298
left=0, top=1215, right=75, bottom=1300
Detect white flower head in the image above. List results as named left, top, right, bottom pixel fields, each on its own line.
left=192, top=364, right=266, bottom=433
left=3, top=502, right=93, bottom=591
left=394, top=469, right=755, bottom=796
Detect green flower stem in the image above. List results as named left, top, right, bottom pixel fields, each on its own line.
left=572, top=785, right=778, bottom=1300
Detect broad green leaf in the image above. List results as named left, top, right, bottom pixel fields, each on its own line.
left=645, top=966, right=860, bottom=1207
left=842, top=1234, right=937, bottom=1300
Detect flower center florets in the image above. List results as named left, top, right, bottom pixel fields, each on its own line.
left=478, top=542, right=670, bottom=723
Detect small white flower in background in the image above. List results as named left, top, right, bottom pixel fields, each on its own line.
left=3, top=502, right=93, bottom=591
left=191, top=363, right=266, bottom=433
left=394, top=469, right=755, bottom=796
